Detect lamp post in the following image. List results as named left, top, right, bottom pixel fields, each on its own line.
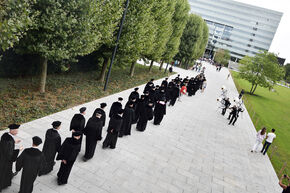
left=103, top=0, right=130, bottom=91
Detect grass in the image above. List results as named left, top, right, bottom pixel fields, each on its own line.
left=231, top=71, right=290, bottom=177
left=0, top=64, right=170, bottom=130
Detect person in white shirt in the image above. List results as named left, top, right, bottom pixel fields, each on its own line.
left=251, top=127, right=267, bottom=152
left=261, top=128, right=276, bottom=155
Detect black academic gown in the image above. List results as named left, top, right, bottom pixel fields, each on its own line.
left=39, top=129, right=61, bottom=175
left=128, top=91, right=139, bottom=101
left=136, top=103, right=153, bottom=131
left=83, top=117, right=103, bottom=159
left=0, top=133, right=19, bottom=191
left=70, top=113, right=85, bottom=150
left=92, top=108, right=106, bottom=140
left=120, top=107, right=135, bottom=137
left=102, top=114, right=123, bottom=149
left=56, top=138, right=81, bottom=184
left=153, top=102, right=166, bottom=125
left=109, top=102, right=122, bottom=118
left=16, top=148, right=46, bottom=193
left=169, top=86, right=179, bottom=106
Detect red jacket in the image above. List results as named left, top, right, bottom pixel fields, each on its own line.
left=180, top=86, right=187, bottom=95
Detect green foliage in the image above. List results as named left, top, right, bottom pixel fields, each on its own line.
left=214, top=48, right=230, bottom=66
left=239, top=51, right=285, bottom=94
left=0, top=0, right=35, bottom=51
left=162, top=0, right=190, bottom=63
left=145, top=0, right=175, bottom=62
left=176, top=14, right=208, bottom=63
left=196, top=21, right=209, bottom=58
left=284, top=63, right=290, bottom=82
left=232, top=71, right=290, bottom=177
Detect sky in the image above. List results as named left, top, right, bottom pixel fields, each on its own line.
left=235, top=0, right=290, bottom=64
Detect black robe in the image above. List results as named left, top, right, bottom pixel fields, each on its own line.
left=92, top=108, right=106, bottom=140
left=120, top=107, right=135, bottom=136
left=109, top=101, right=122, bottom=118
left=70, top=114, right=85, bottom=132
left=16, top=148, right=46, bottom=193
left=128, top=91, right=139, bottom=101
left=154, top=102, right=166, bottom=125
left=56, top=137, right=81, bottom=184
left=102, top=114, right=123, bottom=149
left=136, top=103, right=153, bottom=131
left=144, top=82, right=154, bottom=93
left=169, top=86, right=179, bottom=106
left=83, top=117, right=103, bottom=159
left=161, top=80, right=168, bottom=88
left=0, top=133, right=19, bottom=191
left=39, top=129, right=61, bottom=175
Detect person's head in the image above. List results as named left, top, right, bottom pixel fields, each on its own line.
left=141, top=95, right=145, bottom=99
left=32, top=136, right=42, bottom=147
left=8, top=124, right=20, bottom=135
left=118, top=97, right=123, bottom=102
left=271, top=128, right=275, bottom=133
left=165, top=78, right=168, bottom=81
left=52, top=121, right=61, bottom=130
left=261, top=127, right=267, bottom=135
left=100, top=103, right=107, bottom=109
left=150, top=79, right=154, bottom=82
left=95, top=112, right=102, bottom=118
left=144, top=91, right=149, bottom=96
left=72, top=131, right=82, bottom=140
left=134, top=87, right=139, bottom=92
left=131, top=97, right=136, bottom=102
left=128, top=101, right=134, bottom=108
left=79, top=107, right=86, bottom=115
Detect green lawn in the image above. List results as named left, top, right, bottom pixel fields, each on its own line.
left=0, top=64, right=170, bottom=130
left=231, top=71, right=290, bottom=176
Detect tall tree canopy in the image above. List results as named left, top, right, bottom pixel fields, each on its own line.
left=0, top=0, right=35, bottom=51
left=214, top=48, right=230, bottom=66
left=175, top=14, right=208, bottom=68
left=239, top=51, right=285, bottom=94
left=147, top=0, right=176, bottom=72
left=16, top=0, right=124, bottom=92
left=160, top=0, right=190, bottom=70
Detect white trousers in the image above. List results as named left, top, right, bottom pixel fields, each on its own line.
left=252, top=140, right=262, bottom=152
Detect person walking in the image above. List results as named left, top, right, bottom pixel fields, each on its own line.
left=279, top=174, right=290, bottom=193
left=261, top=128, right=276, bottom=155
left=251, top=127, right=266, bottom=152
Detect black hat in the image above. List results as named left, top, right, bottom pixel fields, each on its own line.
left=165, top=78, right=168, bottom=80
left=72, top=131, right=82, bottom=137
left=156, top=85, right=160, bottom=88
left=79, top=107, right=86, bottom=113
left=100, top=103, right=107, bottom=108
left=128, top=101, right=134, bottom=106
left=150, top=79, right=154, bottom=82
left=118, top=97, right=123, bottom=101
left=52, top=121, right=61, bottom=128
left=32, top=136, right=42, bottom=146
left=118, top=109, right=124, bottom=114
left=8, top=124, right=20, bottom=130
left=134, top=87, right=139, bottom=91
left=141, top=95, right=145, bottom=99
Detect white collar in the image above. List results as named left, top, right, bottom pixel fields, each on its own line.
left=8, top=132, right=15, bottom=139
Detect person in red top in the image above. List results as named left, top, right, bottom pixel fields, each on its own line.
left=179, top=83, right=187, bottom=101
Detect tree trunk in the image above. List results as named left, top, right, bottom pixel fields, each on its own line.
left=164, top=62, right=169, bottom=73
left=185, top=59, right=189, bottom=70
left=149, top=60, right=154, bottom=72
left=129, top=61, right=136, bottom=77
left=39, top=57, right=48, bottom=93
left=250, top=84, right=254, bottom=94
left=252, top=84, right=258, bottom=94
left=98, top=57, right=109, bottom=82
left=159, top=61, right=164, bottom=71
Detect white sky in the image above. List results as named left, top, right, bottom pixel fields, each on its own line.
left=235, top=0, right=290, bottom=64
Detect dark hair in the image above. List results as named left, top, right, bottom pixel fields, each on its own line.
left=261, top=127, right=266, bottom=135
left=272, top=128, right=275, bottom=132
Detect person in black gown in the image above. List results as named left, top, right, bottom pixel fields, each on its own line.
left=83, top=112, right=103, bottom=161
left=144, top=79, right=154, bottom=93
left=16, top=136, right=45, bottom=193
left=92, top=103, right=107, bottom=140
left=0, top=124, right=22, bottom=192
left=120, top=102, right=135, bottom=137
left=109, top=97, right=123, bottom=118
left=70, top=107, right=86, bottom=150
left=153, top=98, right=167, bottom=125
left=39, top=121, right=61, bottom=176
left=56, top=131, right=82, bottom=185
left=136, top=100, right=154, bottom=131
left=169, top=83, right=180, bottom=106
left=102, top=109, right=123, bottom=149
left=128, top=87, right=139, bottom=101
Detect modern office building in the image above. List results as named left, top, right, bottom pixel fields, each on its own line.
left=189, top=0, right=283, bottom=62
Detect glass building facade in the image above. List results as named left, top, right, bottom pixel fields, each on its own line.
left=189, top=0, right=282, bottom=61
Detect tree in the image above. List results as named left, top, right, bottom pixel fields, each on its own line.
left=16, top=0, right=117, bottom=93
left=0, top=0, right=35, bottom=51
left=175, top=14, right=206, bottom=69
left=160, top=0, right=190, bottom=70
left=147, top=0, right=175, bottom=72
left=214, top=49, right=230, bottom=67
left=196, top=21, right=209, bottom=59
left=117, top=0, right=155, bottom=77
left=239, top=51, right=285, bottom=95
left=284, top=63, right=290, bottom=82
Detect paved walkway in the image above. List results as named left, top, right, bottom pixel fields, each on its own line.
left=1, top=62, right=281, bottom=193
